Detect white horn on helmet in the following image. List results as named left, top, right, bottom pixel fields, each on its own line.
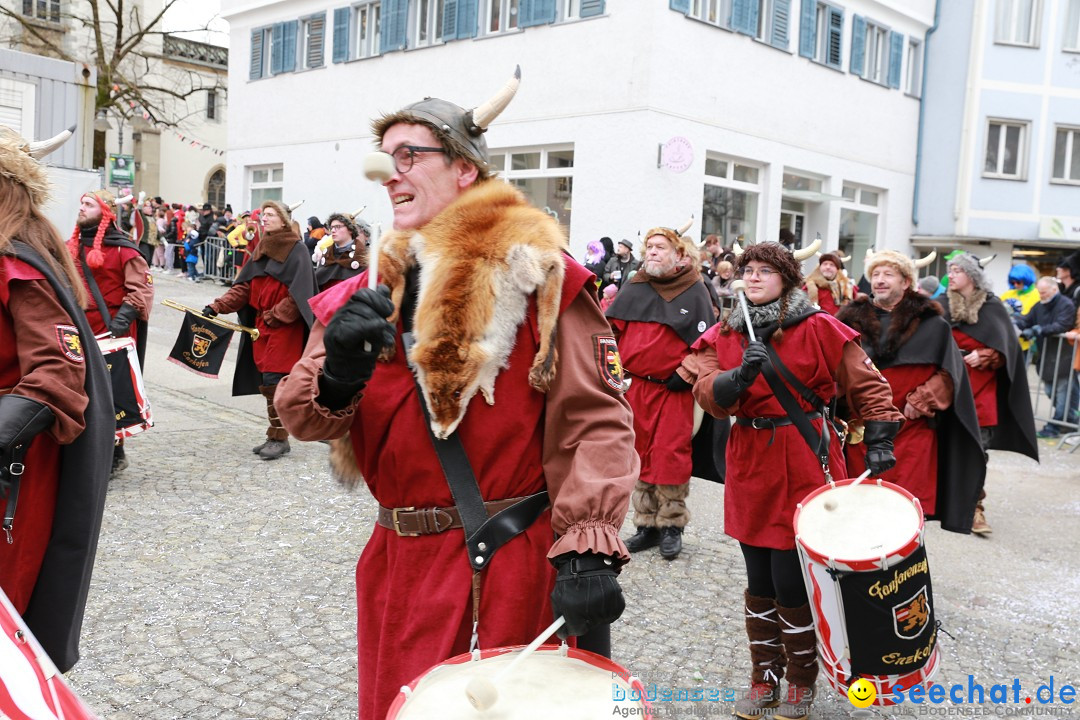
left=840, top=254, right=852, bottom=263
left=470, top=66, right=521, bottom=132
left=793, top=237, right=822, bottom=261
left=978, top=253, right=996, bottom=268
left=733, top=241, right=744, bottom=256
left=28, top=124, right=76, bottom=159
left=288, top=200, right=305, bottom=213
left=677, top=218, right=693, bottom=236
left=115, top=194, right=135, bottom=206
left=352, top=206, right=366, bottom=218
left=914, top=250, right=937, bottom=269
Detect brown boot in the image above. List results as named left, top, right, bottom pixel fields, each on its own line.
left=733, top=591, right=785, bottom=719
left=774, top=603, right=818, bottom=720
left=258, top=385, right=290, bottom=461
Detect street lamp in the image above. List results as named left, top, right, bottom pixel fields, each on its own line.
left=93, top=110, right=113, bottom=132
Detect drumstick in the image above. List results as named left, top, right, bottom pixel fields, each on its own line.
left=823, top=469, right=873, bottom=512
left=730, top=279, right=757, bottom=343
left=465, top=615, right=567, bottom=711
left=361, top=150, right=394, bottom=351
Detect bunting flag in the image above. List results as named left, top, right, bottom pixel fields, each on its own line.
left=167, top=311, right=234, bottom=378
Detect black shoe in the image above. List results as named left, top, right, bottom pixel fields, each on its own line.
left=659, top=526, right=683, bottom=559
left=259, top=438, right=291, bottom=460
left=625, top=526, right=661, bottom=553
left=252, top=439, right=270, bottom=454
left=111, top=446, right=128, bottom=475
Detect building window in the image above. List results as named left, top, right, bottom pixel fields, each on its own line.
left=855, top=19, right=889, bottom=83
left=206, top=90, right=218, bottom=120
left=249, top=26, right=274, bottom=79
left=489, top=146, right=574, bottom=228
left=249, top=165, right=284, bottom=208
left=21, top=0, right=60, bottom=23
left=355, top=1, right=381, bottom=58
left=907, top=39, right=922, bottom=95
left=838, top=182, right=882, bottom=281
left=484, top=0, right=519, bottom=34
left=983, top=119, right=1029, bottom=179
left=995, top=0, right=1040, bottom=47
left=0, top=78, right=36, bottom=135
left=1065, top=0, right=1080, bottom=51
left=301, top=14, right=326, bottom=68
left=799, top=1, right=843, bottom=69
left=414, top=0, right=444, bottom=46
left=689, top=0, right=732, bottom=26
left=1052, top=126, right=1080, bottom=183
left=702, top=154, right=762, bottom=246
left=207, top=169, right=226, bottom=209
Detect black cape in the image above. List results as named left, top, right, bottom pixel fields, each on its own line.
left=231, top=241, right=317, bottom=396
left=605, top=274, right=716, bottom=347
left=314, top=244, right=366, bottom=291
left=81, top=227, right=150, bottom=368
left=11, top=241, right=113, bottom=672
left=938, top=292, right=1039, bottom=463
left=838, top=294, right=985, bottom=534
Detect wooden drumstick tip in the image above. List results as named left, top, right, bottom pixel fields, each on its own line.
left=730, top=279, right=748, bottom=294
left=363, top=152, right=395, bottom=183
left=465, top=676, right=498, bottom=711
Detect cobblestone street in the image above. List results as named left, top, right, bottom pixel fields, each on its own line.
left=66, top=271, right=1080, bottom=719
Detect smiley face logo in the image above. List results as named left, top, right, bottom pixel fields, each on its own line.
left=847, top=678, right=877, bottom=708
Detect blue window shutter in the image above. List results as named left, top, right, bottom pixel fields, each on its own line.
left=519, top=0, right=536, bottom=26
left=798, top=0, right=815, bottom=57
left=380, top=0, right=408, bottom=53
left=281, top=20, right=297, bottom=72
left=770, top=0, right=791, bottom=48
left=826, top=6, right=843, bottom=69
left=521, top=0, right=556, bottom=26
left=333, top=7, right=350, bottom=62
left=670, top=0, right=691, bottom=13
left=580, top=0, right=604, bottom=17
left=888, top=31, right=903, bottom=88
left=443, top=0, right=459, bottom=37
left=270, top=23, right=284, bottom=75
left=849, top=14, right=865, bottom=76
left=457, top=0, right=478, bottom=38
left=249, top=29, right=263, bottom=79
left=731, top=0, right=753, bottom=35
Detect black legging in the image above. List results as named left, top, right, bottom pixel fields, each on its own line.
left=740, top=542, right=808, bottom=608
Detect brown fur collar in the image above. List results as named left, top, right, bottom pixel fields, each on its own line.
left=945, top=289, right=987, bottom=325
left=804, top=266, right=851, bottom=306
left=836, top=290, right=943, bottom=364
left=251, top=227, right=301, bottom=263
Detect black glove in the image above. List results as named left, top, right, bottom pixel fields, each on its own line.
left=1020, top=325, right=1041, bottom=340
left=108, top=302, right=139, bottom=337
left=318, top=286, right=396, bottom=410
left=549, top=552, right=625, bottom=639
left=1, top=395, right=54, bottom=484
left=202, top=305, right=218, bottom=318
left=665, top=372, right=693, bottom=392
left=863, top=420, right=900, bottom=476
left=713, top=340, right=769, bottom=407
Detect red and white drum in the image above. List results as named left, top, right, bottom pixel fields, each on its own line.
left=0, top=588, right=99, bottom=719
left=97, top=336, right=153, bottom=441
left=386, top=645, right=652, bottom=719
left=794, top=478, right=940, bottom=706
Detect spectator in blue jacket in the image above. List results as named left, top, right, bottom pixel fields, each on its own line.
left=1017, top=277, right=1078, bottom=437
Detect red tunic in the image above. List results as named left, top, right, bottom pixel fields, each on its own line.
left=846, top=364, right=940, bottom=515
left=951, top=330, right=998, bottom=427
left=817, top=290, right=840, bottom=316
left=610, top=320, right=693, bottom=486
left=212, top=277, right=305, bottom=374
left=694, top=314, right=855, bottom=549
left=0, top=257, right=88, bottom=612
left=73, top=242, right=152, bottom=344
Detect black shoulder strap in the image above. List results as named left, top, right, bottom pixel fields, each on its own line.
left=760, top=345, right=832, bottom=477
left=77, top=244, right=112, bottom=328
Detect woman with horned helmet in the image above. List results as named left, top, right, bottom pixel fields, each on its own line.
left=313, top=211, right=369, bottom=291
left=686, top=241, right=901, bottom=720
left=203, top=200, right=318, bottom=461
left=0, top=125, right=114, bottom=672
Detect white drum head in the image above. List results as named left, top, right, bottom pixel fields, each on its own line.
left=797, top=484, right=920, bottom=562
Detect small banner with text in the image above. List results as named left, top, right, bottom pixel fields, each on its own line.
left=168, top=311, right=234, bottom=378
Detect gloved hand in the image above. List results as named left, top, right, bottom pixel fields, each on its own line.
left=202, top=305, right=218, bottom=318
left=1020, top=324, right=1042, bottom=340
left=549, top=552, right=625, bottom=639
left=737, top=341, right=769, bottom=383
left=0, top=395, right=54, bottom=472
left=713, top=340, right=770, bottom=407
left=318, top=286, right=396, bottom=410
left=108, top=303, right=139, bottom=337
left=863, top=420, right=900, bottom=476
left=665, top=372, right=693, bottom=392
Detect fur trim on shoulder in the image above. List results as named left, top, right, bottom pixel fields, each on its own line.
left=945, top=289, right=988, bottom=326
left=836, top=290, right=941, bottom=363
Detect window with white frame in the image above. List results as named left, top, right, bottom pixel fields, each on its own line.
left=702, top=154, right=762, bottom=245
left=907, top=39, right=922, bottom=95
left=206, top=90, right=219, bottom=121
left=21, top=0, right=60, bottom=23
left=249, top=26, right=274, bottom=79
left=414, top=0, right=444, bottom=46
left=689, top=0, right=731, bottom=26
left=995, top=0, right=1040, bottom=46
left=838, top=182, right=882, bottom=281
left=559, top=0, right=605, bottom=21
left=249, top=165, right=284, bottom=207
left=805, top=1, right=843, bottom=69
left=355, top=1, right=381, bottom=58
left=983, top=119, right=1029, bottom=179
left=488, top=146, right=574, bottom=228
left=0, top=79, right=35, bottom=135
left=1065, top=0, right=1080, bottom=51
left=1052, top=126, right=1080, bottom=183
left=301, top=14, right=326, bottom=68
left=484, top=0, right=519, bottom=33
left=859, top=20, right=889, bottom=84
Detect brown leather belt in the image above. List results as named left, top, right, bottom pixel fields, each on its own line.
left=377, top=496, right=529, bottom=537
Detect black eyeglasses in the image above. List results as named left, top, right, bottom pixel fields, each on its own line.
left=389, top=145, right=446, bottom=174
left=329, top=224, right=347, bottom=231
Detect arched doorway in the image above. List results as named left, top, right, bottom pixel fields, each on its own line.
left=207, top=167, right=226, bottom=209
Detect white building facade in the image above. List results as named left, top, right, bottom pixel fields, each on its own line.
left=223, top=0, right=935, bottom=277
left=916, top=0, right=1080, bottom=281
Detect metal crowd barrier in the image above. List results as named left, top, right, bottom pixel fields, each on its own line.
left=199, top=236, right=245, bottom=285
left=1025, top=332, right=1080, bottom=452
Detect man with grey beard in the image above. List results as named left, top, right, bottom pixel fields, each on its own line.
left=604, top=225, right=717, bottom=559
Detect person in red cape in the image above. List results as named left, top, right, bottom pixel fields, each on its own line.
left=204, top=200, right=317, bottom=461
left=837, top=250, right=985, bottom=533
left=803, top=251, right=852, bottom=315
left=687, top=242, right=900, bottom=719
left=0, top=125, right=113, bottom=672
left=274, top=70, right=636, bottom=720
left=67, top=189, right=154, bottom=474
left=604, top=223, right=716, bottom=560
left=939, top=252, right=1039, bottom=535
